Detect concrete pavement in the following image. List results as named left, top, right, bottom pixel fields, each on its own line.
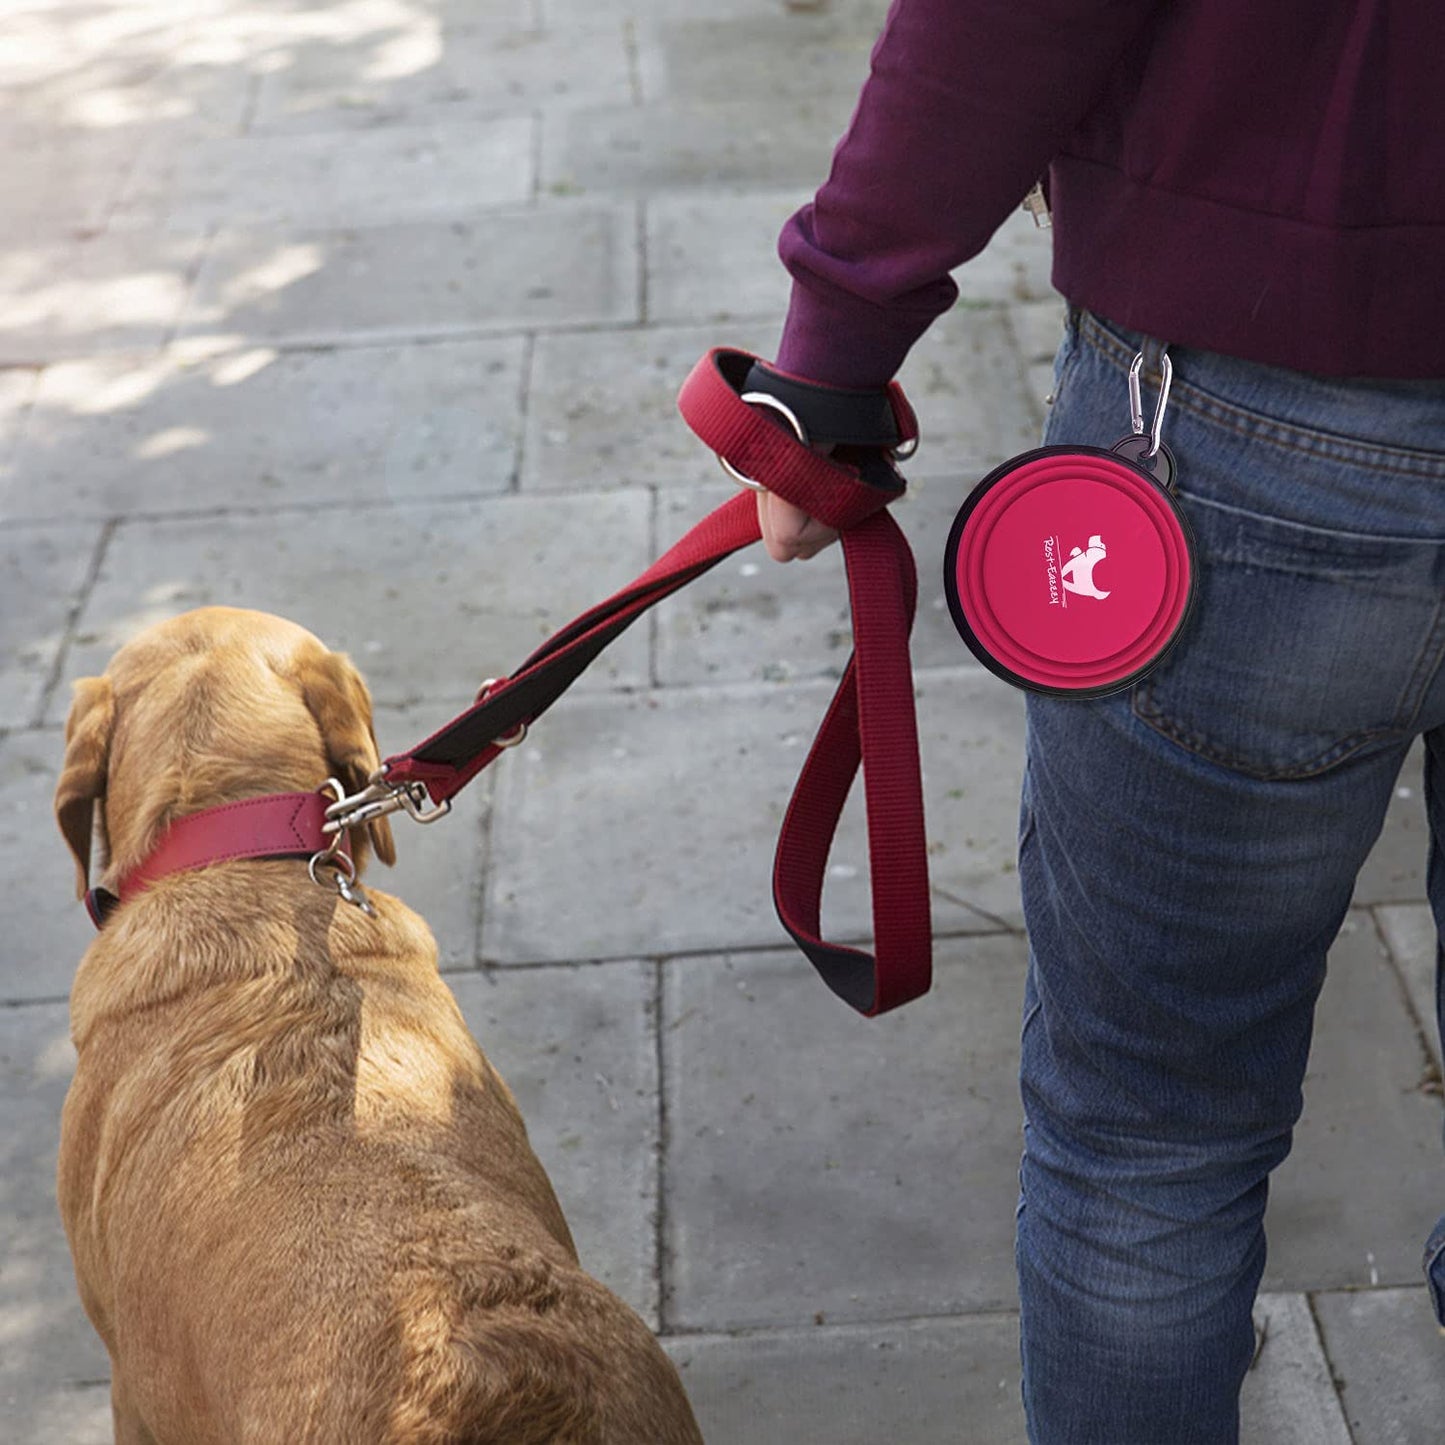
left=2, top=0, right=1443, bottom=1440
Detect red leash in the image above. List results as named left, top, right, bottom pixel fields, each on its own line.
left=90, top=351, right=934, bottom=1017
left=369, top=350, right=933, bottom=1016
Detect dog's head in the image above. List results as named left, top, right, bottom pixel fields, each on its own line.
left=54, top=607, right=396, bottom=899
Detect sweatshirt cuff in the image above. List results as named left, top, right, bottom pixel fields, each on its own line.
left=774, top=273, right=957, bottom=390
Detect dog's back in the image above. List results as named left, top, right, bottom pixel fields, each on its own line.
left=61, top=878, right=700, bottom=1444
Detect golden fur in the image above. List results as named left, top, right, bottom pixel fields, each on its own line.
left=54, top=607, right=703, bottom=1445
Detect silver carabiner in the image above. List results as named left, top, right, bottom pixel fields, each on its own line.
left=1127, top=351, right=1173, bottom=460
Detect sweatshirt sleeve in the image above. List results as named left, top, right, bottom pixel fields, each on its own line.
left=776, top=0, right=1164, bottom=388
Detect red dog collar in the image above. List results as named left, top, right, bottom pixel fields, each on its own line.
left=85, top=790, right=349, bottom=929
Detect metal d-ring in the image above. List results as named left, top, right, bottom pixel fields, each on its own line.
left=308, top=845, right=357, bottom=890
left=1127, top=351, right=1174, bottom=459
left=307, top=843, right=375, bottom=915
left=717, top=391, right=809, bottom=493
left=476, top=678, right=528, bottom=749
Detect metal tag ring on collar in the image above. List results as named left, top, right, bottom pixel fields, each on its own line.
left=308, top=847, right=357, bottom=889
left=717, top=392, right=809, bottom=492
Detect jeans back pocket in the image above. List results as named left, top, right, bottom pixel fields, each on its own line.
left=1131, top=493, right=1445, bottom=780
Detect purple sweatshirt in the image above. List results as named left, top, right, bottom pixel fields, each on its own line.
left=776, top=0, right=1445, bottom=386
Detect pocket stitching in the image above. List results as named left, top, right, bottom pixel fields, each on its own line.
left=1131, top=679, right=1405, bottom=781
left=1170, top=384, right=1445, bottom=482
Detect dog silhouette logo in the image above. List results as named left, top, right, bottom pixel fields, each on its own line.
left=1060, top=535, right=1111, bottom=600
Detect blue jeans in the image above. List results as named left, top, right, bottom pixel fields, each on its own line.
left=1016, top=310, right=1445, bottom=1444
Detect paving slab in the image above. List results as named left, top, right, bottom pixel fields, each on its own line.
left=449, top=962, right=660, bottom=1324
left=955, top=221, right=1058, bottom=308
left=635, top=14, right=879, bottom=105
left=0, top=1004, right=111, bottom=1410
left=997, top=298, right=1065, bottom=422
left=665, top=1314, right=1027, bottom=1445
left=646, top=190, right=812, bottom=325
left=0, top=730, right=95, bottom=1003
left=58, top=489, right=654, bottom=716
left=3, top=1380, right=113, bottom=1445
left=5, top=336, right=524, bottom=522
left=0, top=230, right=207, bottom=365
left=0, top=521, right=105, bottom=730
left=1312, top=1286, right=1445, bottom=1445
left=543, top=98, right=853, bottom=198
left=543, top=0, right=886, bottom=27
left=1240, top=1293, right=1353, bottom=1445
left=521, top=321, right=780, bottom=493
left=664, top=1290, right=1351, bottom=1445
left=1010, top=298, right=1068, bottom=366
left=482, top=671, right=1026, bottom=964
left=6, top=38, right=254, bottom=143
left=896, top=304, right=1045, bottom=467
left=0, top=131, right=139, bottom=245
left=115, top=117, right=537, bottom=232
left=1, top=0, right=221, bottom=91
left=654, top=479, right=983, bottom=687
left=1355, top=745, right=1430, bottom=905
left=661, top=939, right=1027, bottom=1330
left=251, top=22, right=635, bottom=132
left=160, top=0, right=543, bottom=64
left=0, top=368, right=37, bottom=477
left=1262, top=914, right=1445, bottom=1293
left=179, top=206, right=640, bottom=348
left=1376, top=903, right=1442, bottom=1072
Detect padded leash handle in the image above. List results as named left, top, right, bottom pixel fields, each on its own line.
left=373, top=349, right=933, bottom=1016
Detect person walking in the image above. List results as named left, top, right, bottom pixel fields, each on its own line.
left=731, top=2, right=1445, bottom=1440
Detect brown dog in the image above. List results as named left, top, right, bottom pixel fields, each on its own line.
left=54, top=607, right=704, bottom=1445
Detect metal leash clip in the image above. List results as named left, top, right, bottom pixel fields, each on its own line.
left=311, top=778, right=376, bottom=915
left=322, top=683, right=529, bottom=843
left=321, top=765, right=452, bottom=837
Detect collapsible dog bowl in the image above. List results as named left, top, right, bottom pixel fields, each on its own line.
left=943, top=444, right=1196, bottom=697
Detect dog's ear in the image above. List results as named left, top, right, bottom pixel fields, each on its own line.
left=297, top=649, right=396, bottom=867
left=55, top=676, right=114, bottom=899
